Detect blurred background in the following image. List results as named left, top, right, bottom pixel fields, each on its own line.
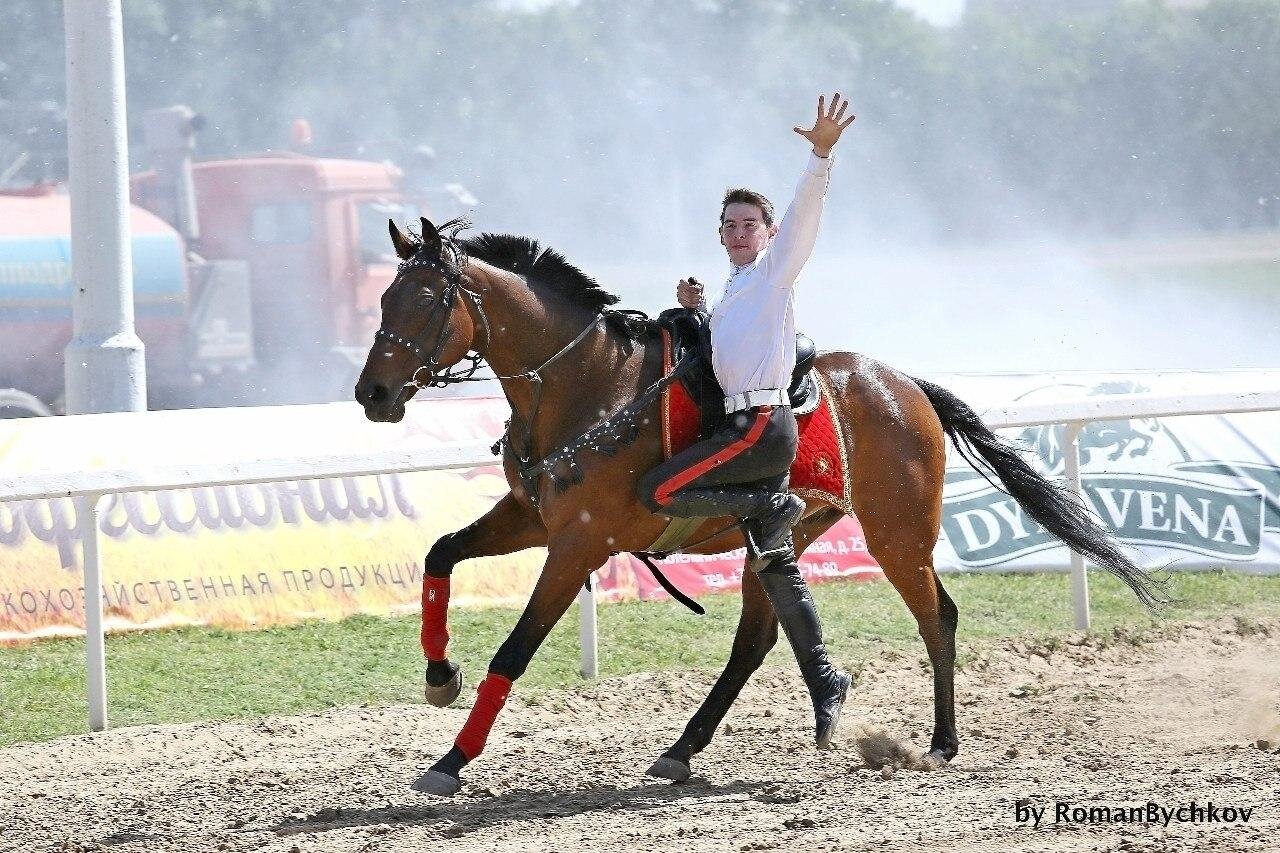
left=1, top=0, right=1277, bottom=411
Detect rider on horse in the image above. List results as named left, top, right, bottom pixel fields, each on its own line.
left=637, top=92, right=857, bottom=748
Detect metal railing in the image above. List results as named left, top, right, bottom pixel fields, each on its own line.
left=4, top=389, right=1280, bottom=731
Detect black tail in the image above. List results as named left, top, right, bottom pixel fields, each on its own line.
left=912, top=377, right=1167, bottom=611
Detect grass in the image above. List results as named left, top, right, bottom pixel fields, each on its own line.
left=2, top=570, right=1278, bottom=747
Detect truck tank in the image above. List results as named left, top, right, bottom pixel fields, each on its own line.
left=0, top=186, right=188, bottom=410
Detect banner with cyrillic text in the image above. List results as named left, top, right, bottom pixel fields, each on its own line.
left=0, top=398, right=876, bottom=642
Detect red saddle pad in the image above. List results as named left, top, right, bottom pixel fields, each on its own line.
left=659, top=330, right=852, bottom=514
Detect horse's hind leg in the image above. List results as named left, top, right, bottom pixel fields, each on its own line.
left=839, top=357, right=959, bottom=764
left=855, top=497, right=960, bottom=764
left=648, top=509, right=844, bottom=782
left=422, top=492, right=546, bottom=706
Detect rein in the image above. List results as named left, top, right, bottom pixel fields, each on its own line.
left=378, top=239, right=710, bottom=615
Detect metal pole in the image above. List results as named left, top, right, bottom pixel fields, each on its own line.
left=577, top=581, right=598, bottom=679
left=62, top=0, right=147, bottom=414
left=76, top=493, right=109, bottom=731
left=1062, top=422, right=1091, bottom=630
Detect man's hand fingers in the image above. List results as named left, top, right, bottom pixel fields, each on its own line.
left=816, top=94, right=825, bottom=120
left=793, top=126, right=808, bottom=138
left=834, top=99, right=848, bottom=123
left=839, top=113, right=856, bottom=129
left=828, top=93, right=842, bottom=119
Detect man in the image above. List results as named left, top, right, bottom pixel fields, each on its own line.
left=637, top=93, right=856, bottom=748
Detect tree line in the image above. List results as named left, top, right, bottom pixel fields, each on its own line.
left=2, top=0, right=1277, bottom=251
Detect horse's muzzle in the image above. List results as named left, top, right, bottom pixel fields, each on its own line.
left=355, top=379, right=406, bottom=423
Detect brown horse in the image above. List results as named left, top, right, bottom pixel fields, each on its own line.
left=354, top=217, right=1163, bottom=796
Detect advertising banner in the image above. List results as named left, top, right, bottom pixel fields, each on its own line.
left=0, top=397, right=877, bottom=642
left=4, top=369, right=1279, bottom=642
left=936, top=371, right=1280, bottom=575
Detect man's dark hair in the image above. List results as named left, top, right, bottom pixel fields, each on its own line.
left=720, top=188, right=775, bottom=227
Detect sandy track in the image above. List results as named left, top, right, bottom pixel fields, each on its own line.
left=4, top=618, right=1279, bottom=853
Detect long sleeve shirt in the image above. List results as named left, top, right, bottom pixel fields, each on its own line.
left=709, top=151, right=832, bottom=399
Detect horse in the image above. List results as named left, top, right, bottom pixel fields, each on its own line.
left=354, top=216, right=1164, bottom=796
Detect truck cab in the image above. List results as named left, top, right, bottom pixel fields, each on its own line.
left=133, top=153, right=414, bottom=403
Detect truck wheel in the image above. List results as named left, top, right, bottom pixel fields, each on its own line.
left=0, top=389, right=55, bottom=418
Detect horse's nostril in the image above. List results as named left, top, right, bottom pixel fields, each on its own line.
left=356, top=381, right=389, bottom=407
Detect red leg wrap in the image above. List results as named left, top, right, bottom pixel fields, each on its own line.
left=454, top=672, right=513, bottom=760
left=420, top=575, right=451, bottom=661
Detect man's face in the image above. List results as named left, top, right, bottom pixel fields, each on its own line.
left=720, top=202, right=778, bottom=267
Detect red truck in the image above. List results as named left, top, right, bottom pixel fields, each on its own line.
left=0, top=105, right=426, bottom=414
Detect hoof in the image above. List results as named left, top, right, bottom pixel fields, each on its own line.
left=412, top=769, right=462, bottom=796
left=921, top=749, right=952, bottom=770
left=646, top=755, right=691, bottom=783
left=424, top=664, right=463, bottom=707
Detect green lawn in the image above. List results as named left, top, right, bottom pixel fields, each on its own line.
left=3, top=570, right=1278, bottom=747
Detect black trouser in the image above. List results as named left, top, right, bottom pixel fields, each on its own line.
left=636, top=402, right=848, bottom=743
left=636, top=404, right=798, bottom=513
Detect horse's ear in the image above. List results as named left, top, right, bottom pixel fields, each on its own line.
left=389, top=219, right=416, bottom=260
left=420, top=216, right=443, bottom=255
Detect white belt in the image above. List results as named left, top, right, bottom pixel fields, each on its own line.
left=725, top=388, right=787, bottom=414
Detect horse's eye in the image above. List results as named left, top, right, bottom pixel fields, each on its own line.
left=418, top=289, right=436, bottom=306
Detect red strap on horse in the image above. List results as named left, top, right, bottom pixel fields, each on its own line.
left=455, top=672, right=513, bottom=760
left=420, top=575, right=451, bottom=661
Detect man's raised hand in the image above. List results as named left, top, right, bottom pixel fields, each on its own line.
left=793, top=92, right=855, bottom=157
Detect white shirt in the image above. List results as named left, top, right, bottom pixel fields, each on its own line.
left=709, top=152, right=832, bottom=398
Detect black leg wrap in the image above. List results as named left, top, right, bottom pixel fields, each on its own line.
left=425, top=534, right=461, bottom=579
left=431, top=744, right=468, bottom=777
left=757, top=562, right=851, bottom=749
left=425, top=658, right=459, bottom=688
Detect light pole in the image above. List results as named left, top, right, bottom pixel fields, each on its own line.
left=62, top=0, right=146, bottom=415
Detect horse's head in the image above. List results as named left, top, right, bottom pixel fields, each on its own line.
left=354, top=216, right=482, bottom=422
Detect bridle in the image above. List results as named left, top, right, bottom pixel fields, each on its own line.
left=374, top=240, right=604, bottom=489
left=374, top=244, right=601, bottom=392
left=374, top=249, right=489, bottom=389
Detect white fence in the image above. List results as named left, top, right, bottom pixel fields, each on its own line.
left=4, top=388, right=1280, bottom=732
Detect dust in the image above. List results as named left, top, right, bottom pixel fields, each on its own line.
left=848, top=724, right=929, bottom=771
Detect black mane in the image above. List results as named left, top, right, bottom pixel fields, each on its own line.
left=459, top=233, right=620, bottom=312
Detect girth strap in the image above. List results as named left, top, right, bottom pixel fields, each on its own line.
left=632, top=552, right=706, bottom=616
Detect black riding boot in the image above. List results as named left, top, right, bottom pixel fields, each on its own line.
left=659, top=487, right=805, bottom=555
left=756, top=559, right=852, bottom=749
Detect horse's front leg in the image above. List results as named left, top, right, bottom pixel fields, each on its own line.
left=422, top=492, right=546, bottom=706
left=647, top=569, right=778, bottom=782
left=413, top=535, right=606, bottom=796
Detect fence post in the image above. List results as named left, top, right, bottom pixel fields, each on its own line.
left=578, top=581, right=598, bottom=679
left=1062, top=422, right=1091, bottom=631
left=76, top=492, right=109, bottom=731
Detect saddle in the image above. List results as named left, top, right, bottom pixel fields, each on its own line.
left=635, top=310, right=854, bottom=608
left=655, top=308, right=820, bottom=440
left=653, top=308, right=852, bottom=514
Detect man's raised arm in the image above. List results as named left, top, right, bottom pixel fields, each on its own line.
left=764, top=92, right=856, bottom=288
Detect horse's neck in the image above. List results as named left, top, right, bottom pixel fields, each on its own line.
left=467, top=260, right=586, bottom=379
left=473, top=267, right=659, bottom=462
